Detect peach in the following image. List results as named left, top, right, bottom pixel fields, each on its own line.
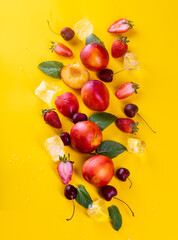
left=70, top=121, right=102, bottom=153
left=55, top=92, right=79, bottom=118
left=61, top=63, right=90, bottom=89
left=80, top=42, right=109, bottom=71
left=82, top=155, right=114, bottom=187
left=81, top=80, right=109, bottom=111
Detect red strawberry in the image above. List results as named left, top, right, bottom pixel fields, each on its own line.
left=111, top=37, right=129, bottom=58
left=50, top=42, right=73, bottom=57
left=116, top=118, right=139, bottom=134
left=108, top=18, right=134, bottom=33
left=42, top=108, right=62, bottom=128
left=57, top=154, right=73, bottom=185
left=115, top=82, right=139, bottom=99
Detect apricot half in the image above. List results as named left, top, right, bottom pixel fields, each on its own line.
left=61, top=63, right=90, bottom=89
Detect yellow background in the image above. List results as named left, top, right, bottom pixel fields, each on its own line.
left=0, top=0, right=178, bottom=239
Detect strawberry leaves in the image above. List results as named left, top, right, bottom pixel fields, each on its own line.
left=96, top=140, right=127, bottom=159
left=85, top=33, right=104, bottom=46
left=75, top=185, right=93, bottom=208
left=108, top=205, right=122, bottom=231
left=38, top=61, right=64, bottom=79
left=89, top=112, right=117, bottom=131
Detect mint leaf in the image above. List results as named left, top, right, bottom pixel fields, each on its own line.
left=86, top=33, right=104, bottom=46
left=75, top=185, right=93, bottom=208
left=96, top=140, right=127, bottom=159
left=89, top=112, right=117, bottom=131
left=38, top=61, right=64, bottom=79
left=108, top=205, right=122, bottom=231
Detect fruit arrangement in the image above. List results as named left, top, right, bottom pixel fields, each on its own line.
left=35, top=18, right=156, bottom=231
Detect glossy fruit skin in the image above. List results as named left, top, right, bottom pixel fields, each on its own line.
left=116, top=168, right=130, bottom=181
left=82, top=155, right=114, bottom=187
left=52, top=42, right=73, bottom=57
left=55, top=92, right=79, bottom=118
left=81, top=80, right=109, bottom=111
left=57, top=160, right=73, bottom=185
left=98, top=69, right=113, bottom=82
left=80, top=42, right=109, bottom=71
left=116, top=118, right=138, bottom=133
left=43, top=109, right=62, bottom=128
left=124, top=104, right=139, bottom=118
left=64, top=185, right=78, bottom=200
left=111, top=38, right=128, bottom=58
left=61, top=27, right=75, bottom=41
left=101, top=185, right=117, bottom=201
left=72, top=113, right=88, bottom=124
left=70, top=121, right=102, bottom=153
left=60, top=132, right=71, bottom=146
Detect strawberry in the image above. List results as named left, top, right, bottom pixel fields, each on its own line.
left=57, top=154, right=73, bottom=185
left=50, top=42, right=73, bottom=57
left=115, top=82, right=139, bottom=99
left=108, top=18, right=134, bottom=33
left=42, top=108, right=62, bottom=128
left=116, top=118, right=139, bottom=134
left=111, top=37, right=129, bottom=58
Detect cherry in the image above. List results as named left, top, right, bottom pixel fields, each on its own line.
left=98, top=69, right=114, bottom=82
left=116, top=168, right=132, bottom=189
left=101, top=185, right=134, bottom=216
left=98, top=69, right=125, bottom=82
left=60, top=132, right=71, bottom=146
left=124, top=104, right=156, bottom=133
left=61, top=28, right=75, bottom=41
left=47, top=21, right=75, bottom=41
left=64, top=184, right=78, bottom=221
left=72, top=113, right=88, bottom=124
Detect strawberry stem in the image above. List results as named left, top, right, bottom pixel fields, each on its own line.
left=131, top=82, right=140, bottom=94
left=42, top=108, right=55, bottom=117
left=137, top=113, right=156, bottom=133
left=59, top=153, right=71, bottom=163
left=66, top=198, right=75, bottom=221
left=117, top=37, right=129, bottom=43
left=47, top=20, right=61, bottom=36
left=113, top=197, right=135, bottom=217
left=130, top=122, right=139, bottom=134
left=122, top=20, right=134, bottom=29
left=50, top=41, right=56, bottom=53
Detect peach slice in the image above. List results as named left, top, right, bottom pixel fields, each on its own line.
left=61, top=63, right=90, bottom=89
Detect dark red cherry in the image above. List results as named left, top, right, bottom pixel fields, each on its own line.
left=64, top=184, right=78, bottom=200
left=64, top=184, right=78, bottom=221
left=72, top=113, right=88, bottom=124
left=101, top=185, right=117, bottom=201
left=116, top=168, right=130, bottom=181
left=98, top=69, right=114, bottom=82
left=61, top=27, right=75, bottom=41
left=101, top=185, right=134, bottom=216
left=124, top=104, right=138, bottom=118
left=60, top=132, right=71, bottom=146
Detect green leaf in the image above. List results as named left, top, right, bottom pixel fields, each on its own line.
left=89, top=112, right=117, bottom=131
left=75, top=185, right=93, bottom=208
left=38, top=61, right=64, bottom=79
left=96, top=140, right=127, bottom=159
left=85, top=33, right=104, bottom=46
left=108, top=205, right=122, bottom=231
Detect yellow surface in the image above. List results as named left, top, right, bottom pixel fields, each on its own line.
left=0, top=0, right=178, bottom=239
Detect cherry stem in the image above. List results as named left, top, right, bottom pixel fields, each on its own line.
left=114, top=69, right=125, bottom=75
left=57, top=129, right=63, bottom=135
left=47, top=20, right=60, bottom=36
left=113, top=197, right=135, bottom=217
left=66, top=198, right=75, bottom=221
left=128, top=177, right=132, bottom=189
left=136, top=113, right=156, bottom=133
